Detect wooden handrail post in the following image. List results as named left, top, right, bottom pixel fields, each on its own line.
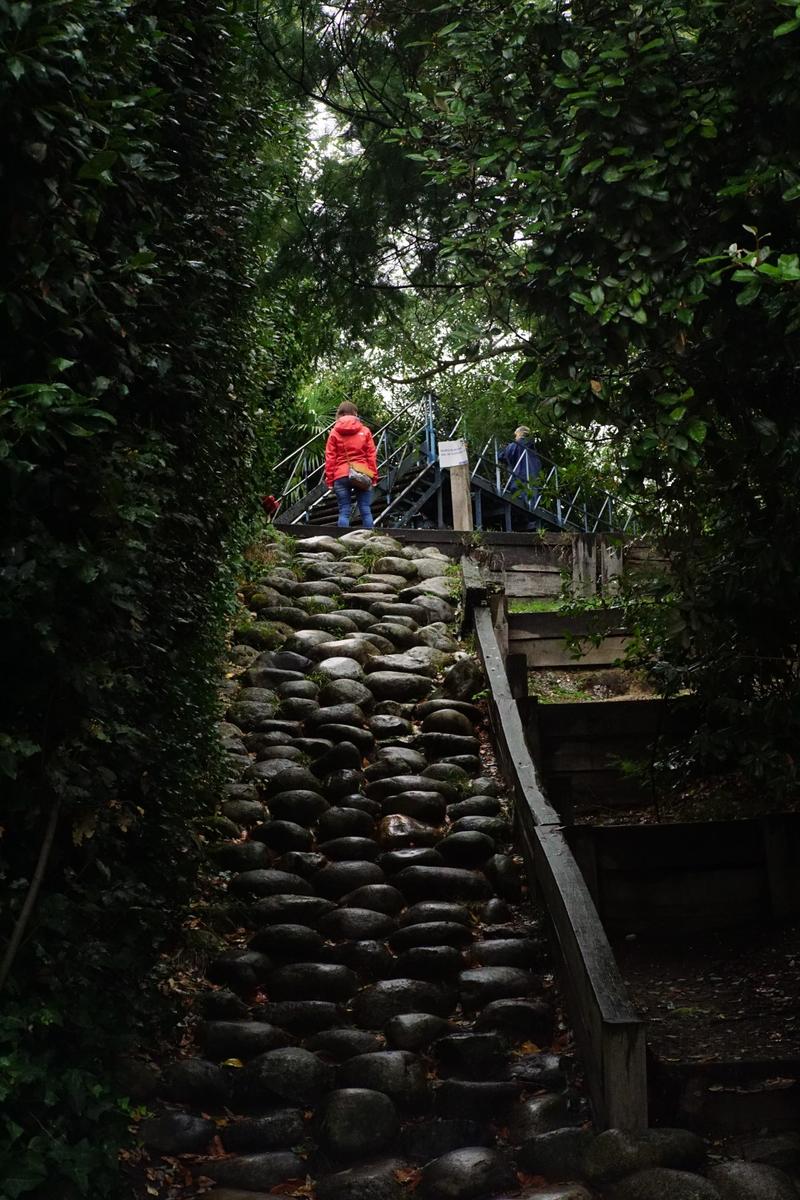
left=450, top=463, right=473, bottom=531
left=440, top=438, right=473, bottom=531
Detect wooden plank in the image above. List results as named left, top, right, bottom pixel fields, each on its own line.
left=542, top=772, right=650, bottom=804
left=602, top=868, right=768, bottom=934
left=490, top=592, right=509, bottom=658
left=522, top=637, right=630, bottom=668
left=572, top=534, right=598, bottom=596
left=449, top=462, right=474, bottom=531
left=532, top=823, right=647, bottom=1129
left=763, top=815, right=800, bottom=920
left=585, top=821, right=768, bottom=872
left=505, top=572, right=564, bottom=597
left=506, top=653, right=529, bottom=700
left=509, top=611, right=626, bottom=638
left=626, top=544, right=668, bottom=563
left=600, top=538, right=624, bottom=592
left=543, top=738, right=649, bottom=774
left=571, top=830, right=600, bottom=907
left=604, top=1020, right=649, bottom=1130
left=547, top=772, right=647, bottom=811
left=472, top=605, right=558, bottom=828
left=460, top=554, right=485, bottom=596
left=469, top=599, right=647, bottom=1129
left=514, top=814, right=604, bottom=1120
left=625, top=545, right=670, bottom=575
left=460, top=554, right=487, bottom=636
left=506, top=563, right=564, bottom=575
left=536, top=698, right=690, bottom=739
left=566, top=819, right=800, bottom=934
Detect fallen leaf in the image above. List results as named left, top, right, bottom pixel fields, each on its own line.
left=516, top=1041, right=541, bottom=1055
left=394, top=1167, right=423, bottom=1189
left=516, top=1172, right=548, bottom=1187
left=270, top=1177, right=314, bottom=1197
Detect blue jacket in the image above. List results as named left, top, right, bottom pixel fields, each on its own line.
left=499, top=438, right=541, bottom=484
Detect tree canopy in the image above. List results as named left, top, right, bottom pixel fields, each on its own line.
left=263, top=0, right=800, bottom=796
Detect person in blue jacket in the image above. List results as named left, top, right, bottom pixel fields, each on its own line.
left=499, top=426, right=542, bottom=504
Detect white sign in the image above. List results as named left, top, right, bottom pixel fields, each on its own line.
left=438, top=438, right=469, bottom=468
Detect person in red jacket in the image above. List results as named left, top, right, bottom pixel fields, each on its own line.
left=324, top=401, right=379, bottom=528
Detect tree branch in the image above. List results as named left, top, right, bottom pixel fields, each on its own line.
left=0, top=799, right=61, bottom=992
left=381, top=341, right=532, bottom=384
left=252, top=0, right=399, bottom=130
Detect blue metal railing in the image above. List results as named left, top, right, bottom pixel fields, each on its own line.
left=470, top=435, right=637, bottom=533
left=272, top=404, right=636, bottom=533
left=273, top=395, right=441, bottom=525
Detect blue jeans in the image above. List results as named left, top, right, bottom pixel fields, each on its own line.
left=333, top=477, right=374, bottom=528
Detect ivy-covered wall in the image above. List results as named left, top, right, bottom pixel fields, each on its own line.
left=0, top=3, right=300, bottom=1194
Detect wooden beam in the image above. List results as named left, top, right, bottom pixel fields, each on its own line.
left=471, top=601, right=648, bottom=1130
left=472, top=606, right=558, bottom=828
left=449, top=462, right=474, bottom=531
left=460, top=554, right=488, bottom=637
left=508, top=610, right=627, bottom=639
left=512, top=635, right=631, bottom=669
left=763, top=815, right=800, bottom=921
left=506, top=653, right=529, bottom=701
left=572, top=534, right=598, bottom=596
left=600, top=535, right=624, bottom=593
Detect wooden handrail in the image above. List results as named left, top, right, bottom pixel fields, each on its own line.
left=467, top=568, right=647, bottom=1129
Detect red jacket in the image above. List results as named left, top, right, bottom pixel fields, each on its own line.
left=324, top=415, right=379, bottom=487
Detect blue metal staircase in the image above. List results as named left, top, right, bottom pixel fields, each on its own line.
left=272, top=397, right=636, bottom=533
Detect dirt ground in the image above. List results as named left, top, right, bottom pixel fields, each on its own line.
left=615, top=922, right=800, bottom=1064
left=570, top=775, right=800, bottom=827
left=529, top=666, right=657, bottom=704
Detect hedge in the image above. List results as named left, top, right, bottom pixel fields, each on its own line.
left=0, top=2, right=300, bottom=1194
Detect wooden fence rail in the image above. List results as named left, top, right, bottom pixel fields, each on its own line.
left=468, top=583, right=648, bottom=1129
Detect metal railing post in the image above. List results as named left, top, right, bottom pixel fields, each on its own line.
left=424, top=392, right=437, bottom=465
left=554, top=467, right=563, bottom=527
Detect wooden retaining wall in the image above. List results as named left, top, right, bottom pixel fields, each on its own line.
left=465, top=562, right=648, bottom=1130
left=508, top=610, right=630, bottom=669
left=521, top=696, right=694, bottom=817
left=568, top=816, right=800, bottom=937
left=461, top=548, right=799, bottom=1134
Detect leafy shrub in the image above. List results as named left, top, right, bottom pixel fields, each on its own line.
left=0, top=2, right=306, bottom=1194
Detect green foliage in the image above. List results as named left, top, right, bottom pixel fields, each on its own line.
left=356, top=546, right=384, bottom=572
left=276, top=0, right=800, bottom=800
left=0, top=1, right=309, bottom=1194
left=299, top=358, right=391, bottom=433
left=508, top=597, right=563, bottom=614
